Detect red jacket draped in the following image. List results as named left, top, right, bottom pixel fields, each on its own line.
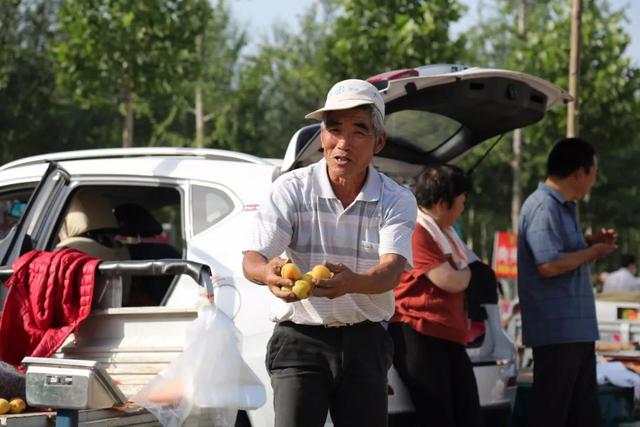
left=0, top=249, right=100, bottom=369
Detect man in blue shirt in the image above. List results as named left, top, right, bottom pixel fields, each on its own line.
left=518, top=137, right=617, bottom=427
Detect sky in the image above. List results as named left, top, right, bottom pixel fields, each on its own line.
left=230, top=0, right=640, bottom=66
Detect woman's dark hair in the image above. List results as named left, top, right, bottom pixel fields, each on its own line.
left=547, top=137, right=596, bottom=178
left=415, top=164, right=471, bottom=209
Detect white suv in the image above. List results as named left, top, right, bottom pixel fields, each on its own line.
left=0, top=65, right=570, bottom=426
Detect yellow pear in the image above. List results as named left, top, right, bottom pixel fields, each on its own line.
left=280, top=263, right=302, bottom=281
left=8, top=397, right=26, bottom=414
left=311, top=264, right=332, bottom=280
left=292, top=279, right=313, bottom=299
left=0, top=399, right=9, bottom=415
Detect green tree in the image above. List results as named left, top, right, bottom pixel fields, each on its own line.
left=324, top=0, right=467, bottom=80
left=214, top=2, right=335, bottom=157
left=143, top=0, right=248, bottom=148
left=460, top=0, right=640, bottom=264
left=0, top=0, right=20, bottom=91
left=0, top=0, right=122, bottom=165
left=193, top=0, right=246, bottom=148
left=225, top=0, right=468, bottom=158
left=54, top=0, right=210, bottom=147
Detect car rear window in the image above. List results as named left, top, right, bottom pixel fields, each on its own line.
left=385, top=110, right=462, bottom=152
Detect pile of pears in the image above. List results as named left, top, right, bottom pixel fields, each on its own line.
left=0, top=397, right=26, bottom=415
left=280, top=263, right=332, bottom=299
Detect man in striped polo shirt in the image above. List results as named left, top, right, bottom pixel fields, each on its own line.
left=243, top=79, right=417, bottom=427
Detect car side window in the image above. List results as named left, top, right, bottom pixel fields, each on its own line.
left=50, top=184, right=184, bottom=307
left=51, top=185, right=183, bottom=253
left=191, top=185, right=234, bottom=236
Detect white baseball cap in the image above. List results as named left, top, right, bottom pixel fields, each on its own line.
left=305, top=79, right=385, bottom=121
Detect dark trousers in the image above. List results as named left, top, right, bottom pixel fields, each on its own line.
left=266, top=321, right=393, bottom=427
left=527, top=342, right=601, bottom=427
left=388, top=322, right=482, bottom=427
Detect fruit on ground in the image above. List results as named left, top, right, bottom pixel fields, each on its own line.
left=280, top=263, right=302, bottom=281
left=0, top=399, right=9, bottom=415
left=8, top=398, right=26, bottom=414
left=292, top=279, right=313, bottom=299
left=311, top=264, right=332, bottom=280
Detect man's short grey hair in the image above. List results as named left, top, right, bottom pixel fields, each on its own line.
left=321, top=104, right=385, bottom=141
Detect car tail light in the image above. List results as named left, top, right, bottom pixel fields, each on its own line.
left=367, top=64, right=470, bottom=91
left=506, top=375, right=517, bottom=387
left=367, top=68, right=419, bottom=83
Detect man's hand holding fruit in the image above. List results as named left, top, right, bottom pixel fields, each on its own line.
left=311, top=262, right=357, bottom=299
left=275, top=260, right=343, bottom=302
left=261, top=257, right=299, bottom=303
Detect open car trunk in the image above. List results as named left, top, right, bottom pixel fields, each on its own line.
left=281, top=66, right=571, bottom=182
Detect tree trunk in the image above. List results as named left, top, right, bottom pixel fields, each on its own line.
left=195, top=84, right=204, bottom=148
left=567, top=0, right=582, bottom=137
left=511, top=129, right=523, bottom=233
left=511, top=0, right=526, bottom=234
left=194, top=33, right=204, bottom=148
left=122, top=79, right=134, bottom=148
left=567, top=0, right=584, bottom=222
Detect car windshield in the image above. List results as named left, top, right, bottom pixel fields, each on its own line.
left=385, top=109, right=462, bottom=152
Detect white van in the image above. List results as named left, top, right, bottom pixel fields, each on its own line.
left=0, top=65, right=570, bottom=426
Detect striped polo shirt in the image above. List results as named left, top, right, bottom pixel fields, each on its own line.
left=245, top=158, right=417, bottom=325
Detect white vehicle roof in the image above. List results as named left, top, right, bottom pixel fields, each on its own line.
left=0, top=147, right=272, bottom=172
left=0, top=148, right=278, bottom=205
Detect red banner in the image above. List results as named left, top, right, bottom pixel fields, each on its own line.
left=492, top=231, right=518, bottom=280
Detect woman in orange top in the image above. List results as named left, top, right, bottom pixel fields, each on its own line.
left=389, top=164, right=481, bottom=427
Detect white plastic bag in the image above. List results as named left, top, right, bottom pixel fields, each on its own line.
left=134, top=304, right=266, bottom=427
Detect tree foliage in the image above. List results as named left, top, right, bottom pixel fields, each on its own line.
left=0, top=0, right=20, bottom=91
left=459, top=0, right=640, bottom=265
left=324, top=0, right=466, bottom=80
left=0, top=0, right=121, bottom=165
left=209, top=2, right=336, bottom=157
left=141, top=0, right=248, bottom=148
left=1, top=0, right=639, bottom=266
left=220, top=0, right=467, bottom=157
left=53, top=0, right=210, bottom=146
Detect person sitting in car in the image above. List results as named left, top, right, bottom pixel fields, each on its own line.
left=56, top=190, right=129, bottom=261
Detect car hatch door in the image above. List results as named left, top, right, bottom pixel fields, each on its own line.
left=378, top=67, right=571, bottom=165
left=280, top=66, right=571, bottom=181
left=0, top=162, right=71, bottom=266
